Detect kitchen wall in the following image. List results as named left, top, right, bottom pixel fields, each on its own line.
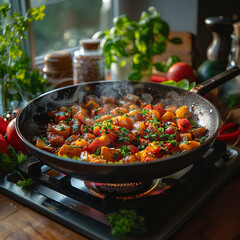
left=119, top=0, right=240, bottom=67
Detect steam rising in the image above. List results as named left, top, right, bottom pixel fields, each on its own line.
left=18, top=81, right=217, bottom=141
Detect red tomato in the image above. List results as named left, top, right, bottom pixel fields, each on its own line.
left=6, top=118, right=28, bottom=154
left=0, top=134, right=9, bottom=155
left=0, top=116, right=9, bottom=135
left=166, top=62, right=195, bottom=83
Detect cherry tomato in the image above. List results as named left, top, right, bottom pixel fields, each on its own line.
left=0, top=116, right=9, bottom=135
left=0, top=134, right=9, bottom=155
left=6, top=118, right=28, bottom=154
left=166, top=62, right=195, bottom=83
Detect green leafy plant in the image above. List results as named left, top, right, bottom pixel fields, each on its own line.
left=93, top=6, right=182, bottom=80
left=0, top=145, right=26, bottom=173
left=107, top=209, right=146, bottom=239
left=0, top=3, right=48, bottom=112
left=161, top=79, right=196, bottom=90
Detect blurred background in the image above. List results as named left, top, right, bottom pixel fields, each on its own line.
left=4, top=0, right=240, bottom=68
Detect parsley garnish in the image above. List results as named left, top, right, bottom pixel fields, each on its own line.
left=0, top=146, right=26, bottom=173
left=107, top=209, right=146, bottom=239
left=119, top=145, right=131, bottom=157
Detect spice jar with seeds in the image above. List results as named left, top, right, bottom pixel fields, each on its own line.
left=73, top=39, right=105, bottom=83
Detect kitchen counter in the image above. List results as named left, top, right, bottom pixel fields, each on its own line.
left=1, top=170, right=240, bottom=240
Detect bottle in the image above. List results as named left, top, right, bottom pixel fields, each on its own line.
left=43, top=51, right=73, bottom=89
left=221, top=22, right=240, bottom=101
left=197, top=17, right=233, bottom=83
left=73, top=39, right=105, bottom=83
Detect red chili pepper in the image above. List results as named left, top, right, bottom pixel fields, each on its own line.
left=217, top=122, right=240, bottom=141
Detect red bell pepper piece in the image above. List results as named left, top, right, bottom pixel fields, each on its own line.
left=88, top=133, right=117, bottom=153
left=58, top=115, right=66, bottom=121
left=130, top=145, right=139, bottom=154
left=144, top=104, right=165, bottom=116
left=177, top=118, right=191, bottom=133
left=165, top=126, right=176, bottom=135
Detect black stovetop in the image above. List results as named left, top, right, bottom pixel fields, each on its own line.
left=0, top=140, right=240, bottom=240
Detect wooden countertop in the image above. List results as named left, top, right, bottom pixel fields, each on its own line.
left=1, top=170, right=240, bottom=240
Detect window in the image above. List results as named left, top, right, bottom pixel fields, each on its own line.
left=10, top=0, right=116, bottom=63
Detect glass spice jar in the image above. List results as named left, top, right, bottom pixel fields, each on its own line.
left=73, top=39, right=105, bottom=83
left=43, top=51, right=73, bottom=89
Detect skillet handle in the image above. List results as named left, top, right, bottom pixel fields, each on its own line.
left=190, top=66, right=240, bottom=96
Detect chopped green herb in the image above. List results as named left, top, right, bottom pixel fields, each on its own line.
left=119, top=145, right=131, bottom=157
left=107, top=209, right=146, bottom=239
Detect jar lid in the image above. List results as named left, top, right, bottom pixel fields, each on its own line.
left=44, top=51, right=72, bottom=72
left=80, top=39, right=100, bottom=50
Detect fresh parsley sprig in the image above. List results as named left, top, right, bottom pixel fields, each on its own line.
left=107, top=209, right=146, bottom=239
left=0, top=145, right=26, bottom=173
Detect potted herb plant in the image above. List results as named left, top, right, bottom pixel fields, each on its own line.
left=0, top=3, right=48, bottom=114
left=93, top=6, right=182, bottom=81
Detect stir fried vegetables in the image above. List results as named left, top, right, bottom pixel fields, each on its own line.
left=33, top=94, right=207, bottom=164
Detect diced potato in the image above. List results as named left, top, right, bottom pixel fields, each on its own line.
left=84, top=100, right=100, bottom=111
left=110, top=107, right=128, bottom=116
left=175, top=105, right=191, bottom=118
left=145, top=109, right=161, bottom=121
left=129, top=105, right=139, bottom=110
left=73, top=108, right=89, bottom=119
left=155, top=102, right=163, bottom=108
left=95, top=114, right=112, bottom=123
left=83, top=133, right=96, bottom=141
left=78, top=114, right=94, bottom=127
left=117, top=116, right=133, bottom=130
left=65, top=135, right=79, bottom=145
left=165, top=105, right=178, bottom=114
left=47, top=132, right=65, bottom=147
left=52, top=123, right=70, bottom=139
left=161, top=111, right=175, bottom=122
left=135, top=150, right=144, bottom=161
left=80, top=151, right=106, bottom=163
left=58, top=144, right=82, bottom=158
left=180, top=133, right=192, bottom=141
left=179, top=141, right=200, bottom=151
left=133, top=121, right=146, bottom=137
left=191, top=127, right=207, bottom=138
left=72, top=138, right=90, bottom=151
left=36, top=139, right=47, bottom=149
left=100, top=146, right=120, bottom=162
left=127, top=109, right=143, bottom=122
left=122, top=154, right=137, bottom=163
left=71, top=105, right=84, bottom=116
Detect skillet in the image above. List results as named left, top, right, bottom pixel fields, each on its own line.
left=16, top=67, right=240, bottom=183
